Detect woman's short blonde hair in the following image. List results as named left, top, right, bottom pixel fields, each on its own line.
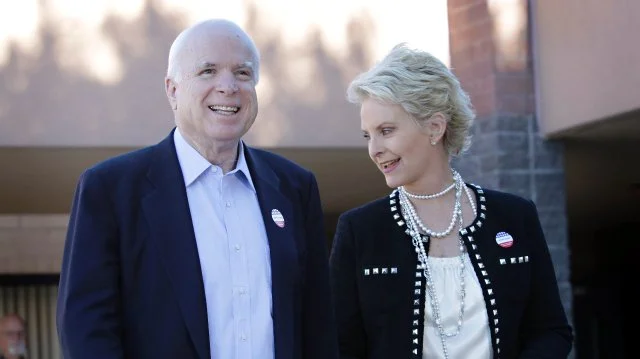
left=347, top=43, right=475, bottom=156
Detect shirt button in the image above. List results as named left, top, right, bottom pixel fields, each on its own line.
left=234, top=244, right=242, bottom=251
left=225, top=201, right=232, bottom=208
left=212, top=167, right=218, bottom=173
left=241, top=334, right=247, bottom=341
left=239, top=287, right=246, bottom=295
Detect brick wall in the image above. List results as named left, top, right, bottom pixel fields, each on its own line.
left=448, top=0, right=573, bottom=326
left=0, top=215, right=67, bottom=273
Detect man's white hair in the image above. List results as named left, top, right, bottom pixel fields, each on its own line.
left=166, top=19, right=261, bottom=83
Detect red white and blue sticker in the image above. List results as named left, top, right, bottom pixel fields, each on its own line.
left=495, top=231, right=514, bottom=248
left=271, top=209, right=285, bottom=228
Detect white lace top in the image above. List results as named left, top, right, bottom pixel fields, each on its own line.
left=422, top=253, right=493, bottom=359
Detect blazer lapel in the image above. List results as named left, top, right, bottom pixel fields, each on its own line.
left=142, top=132, right=210, bottom=359
left=245, top=146, right=297, bottom=359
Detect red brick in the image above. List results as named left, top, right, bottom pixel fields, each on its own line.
left=449, top=1, right=488, bottom=27
left=448, top=0, right=483, bottom=12
left=465, top=75, right=495, bottom=103
left=471, top=38, right=494, bottom=62
left=448, top=0, right=535, bottom=117
left=495, top=73, right=533, bottom=96
left=449, top=16, right=492, bottom=38
left=496, top=94, right=533, bottom=115
left=468, top=87, right=496, bottom=117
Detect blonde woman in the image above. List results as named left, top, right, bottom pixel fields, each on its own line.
left=329, top=44, right=572, bottom=359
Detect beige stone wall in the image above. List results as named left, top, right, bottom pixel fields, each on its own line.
left=0, top=215, right=67, bottom=273
left=532, top=0, right=640, bottom=136
left=0, top=0, right=450, bottom=148
left=0, top=1, right=450, bottom=274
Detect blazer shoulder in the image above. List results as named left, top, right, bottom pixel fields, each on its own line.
left=340, top=194, right=394, bottom=225
left=248, top=147, right=313, bottom=177
left=85, top=145, right=156, bottom=179
left=480, top=187, right=534, bottom=209
left=477, top=186, right=539, bottom=225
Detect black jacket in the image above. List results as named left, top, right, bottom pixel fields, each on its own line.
left=57, top=130, right=338, bottom=359
left=330, top=185, right=572, bottom=359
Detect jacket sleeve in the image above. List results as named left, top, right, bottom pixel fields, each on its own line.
left=518, top=200, right=573, bottom=358
left=301, top=172, right=339, bottom=359
left=330, top=213, right=367, bottom=359
left=57, top=168, right=124, bottom=359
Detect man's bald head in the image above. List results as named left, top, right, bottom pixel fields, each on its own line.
left=166, top=19, right=260, bottom=84
left=0, top=314, right=26, bottom=358
left=0, top=314, right=24, bottom=328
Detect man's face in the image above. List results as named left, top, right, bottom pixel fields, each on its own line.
left=0, top=317, right=26, bottom=357
left=167, top=26, right=259, bottom=145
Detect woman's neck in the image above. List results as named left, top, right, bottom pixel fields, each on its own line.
left=403, top=159, right=455, bottom=196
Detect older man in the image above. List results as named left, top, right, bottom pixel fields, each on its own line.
left=57, top=19, right=338, bottom=359
left=0, top=314, right=27, bottom=359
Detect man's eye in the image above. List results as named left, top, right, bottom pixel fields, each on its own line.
left=237, top=70, right=252, bottom=79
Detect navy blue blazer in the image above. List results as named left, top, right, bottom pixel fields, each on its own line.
left=57, top=130, right=338, bottom=359
left=330, top=185, right=572, bottom=359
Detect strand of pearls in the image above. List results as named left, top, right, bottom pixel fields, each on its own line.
left=401, top=194, right=460, bottom=238
left=399, top=171, right=464, bottom=238
left=401, top=181, right=455, bottom=200
left=398, top=170, right=477, bottom=359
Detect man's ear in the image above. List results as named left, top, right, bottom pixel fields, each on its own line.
left=165, top=77, right=177, bottom=110
left=426, top=112, right=447, bottom=145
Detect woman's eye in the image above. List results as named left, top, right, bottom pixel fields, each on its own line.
left=381, top=128, right=392, bottom=135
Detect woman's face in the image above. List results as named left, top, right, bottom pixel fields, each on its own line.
left=360, top=98, right=437, bottom=190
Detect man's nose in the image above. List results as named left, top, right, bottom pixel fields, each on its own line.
left=215, top=72, right=239, bottom=94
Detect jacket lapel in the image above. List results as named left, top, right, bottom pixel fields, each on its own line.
left=245, top=146, right=297, bottom=359
left=141, top=132, right=210, bottom=359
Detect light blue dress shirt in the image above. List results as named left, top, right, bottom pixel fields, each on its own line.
left=174, top=129, right=274, bottom=359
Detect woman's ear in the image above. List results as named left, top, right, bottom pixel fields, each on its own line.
left=426, top=112, right=447, bottom=145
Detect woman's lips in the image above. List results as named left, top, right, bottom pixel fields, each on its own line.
left=381, top=159, right=400, bottom=174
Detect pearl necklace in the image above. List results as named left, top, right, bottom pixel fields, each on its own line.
left=399, top=171, right=475, bottom=239
left=401, top=190, right=460, bottom=238
left=401, top=181, right=455, bottom=200
left=398, top=172, right=477, bottom=359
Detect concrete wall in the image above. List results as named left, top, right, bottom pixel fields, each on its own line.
left=532, top=0, right=640, bottom=137
left=448, top=0, right=573, bottom=329
left=0, top=215, right=67, bottom=273
left=0, top=0, right=449, bottom=273
left=0, top=0, right=450, bottom=148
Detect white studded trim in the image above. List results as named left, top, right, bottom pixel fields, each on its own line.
left=388, top=185, right=503, bottom=358
left=389, top=190, right=426, bottom=357
left=362, top=266, right=399, bottom=276
left=499, top=255, right=531, bottom=266
left=458, top=184, right=502, bottom=357
left=411, top=265, right=424, bottom=357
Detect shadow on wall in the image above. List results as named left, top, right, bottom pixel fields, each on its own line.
left=0, top=1, right=181, bottom=147
left=0, top=0, right=376, bottom=148
left=243, top=3, right=375, bottom=147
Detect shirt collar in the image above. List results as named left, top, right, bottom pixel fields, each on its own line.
left=173, top=128, right=256, bottom=192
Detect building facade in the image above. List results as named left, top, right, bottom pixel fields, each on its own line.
left=1, top=0, right=638, bottom=357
